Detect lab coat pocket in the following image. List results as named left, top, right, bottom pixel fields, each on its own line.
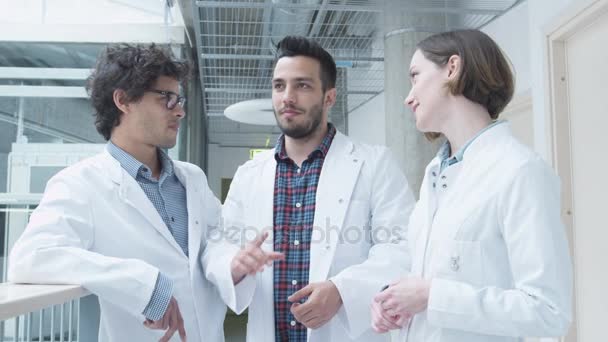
left=432, top=240, right=482, bottom=286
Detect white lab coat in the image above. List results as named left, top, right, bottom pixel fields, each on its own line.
left=400, top=122, right=572, bottom=342
left=222, top=132, right=416, bottom=342
left=8, top=150, right=253, bottom=342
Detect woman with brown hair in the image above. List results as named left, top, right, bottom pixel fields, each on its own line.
left=370, top=29, right=573, bottom=342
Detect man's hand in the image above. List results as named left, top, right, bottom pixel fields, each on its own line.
left=373, top=277, right=430, bottom=319
left=230, top=231, right=284, bottom=284
left=288, top=280, right=343, bottom=329
left=143, top=296, right=186, bottom=342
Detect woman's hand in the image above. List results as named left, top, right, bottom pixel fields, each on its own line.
left=373, top=277, right=431, bottom=319
left=370, top=296, right=411, bottom=333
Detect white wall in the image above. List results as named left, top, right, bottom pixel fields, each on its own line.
left=1, top=0, right=185, bottom=43
left=207, top=144, right=251, bottom=199
left=528, top=0, right=595, bottom=159
left=347, top=92, right=386, bottom=146
left=1, top=0, right=171, bottom=24
left=482, top=2, right=535, bottom=151
left=564, top=10, right=608, bottom=339
left=482, top=0, right=601, bottom=160
left=501, top=92, right=534, bottom=148
left=482, top=1, right=531, bottom=96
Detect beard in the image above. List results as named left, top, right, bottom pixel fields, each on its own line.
left=274, top=101, right=324, bottom=139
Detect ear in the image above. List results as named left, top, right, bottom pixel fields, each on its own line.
left=323, top=88, right=337, bottom=109
left=445, top=54, right=462, bottom=80
left=112, top=89, right=130, bottom=114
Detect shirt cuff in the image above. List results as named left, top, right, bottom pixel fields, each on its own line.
left=142, top=272, right=174, bottom=321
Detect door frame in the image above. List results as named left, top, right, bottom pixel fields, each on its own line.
left=544, top=1, right=608, bottom=341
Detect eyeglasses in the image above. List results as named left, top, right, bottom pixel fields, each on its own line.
left=146, top=89, right=186, bottom=110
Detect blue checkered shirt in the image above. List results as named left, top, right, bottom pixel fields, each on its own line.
left=107, top=142, right=189, bottom=321
left=438, top=120, right=505, bottom=172
left=272, top=124, right=336, bottom=342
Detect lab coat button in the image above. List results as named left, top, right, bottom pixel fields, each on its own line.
left=450, top=256, right=460, bottom=271
left=195, top=220, right=199, bottom=225
left=432, top=171, right=437, bottom=177
left=442, top=184, right=447, bottom=189
left=353, top=159, right=358, bottom=163
left=338, top=198, right=344, bottom=204
left=325, top=244, right=331, bottom=250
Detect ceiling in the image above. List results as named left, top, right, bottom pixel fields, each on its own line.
left=189, top=0, right=523, bottom=148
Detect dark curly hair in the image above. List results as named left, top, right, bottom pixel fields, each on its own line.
left=86, top=43, right=190, bottom=140
left=274, top=36, right=337, bottom=92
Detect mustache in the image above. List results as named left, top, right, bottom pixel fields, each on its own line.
left=278, top=105, right=305, bottom=114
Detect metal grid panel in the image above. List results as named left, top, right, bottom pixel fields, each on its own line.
left=193, top=0, right=522, bottom=146
left=198, top=2, right=380, bottom=120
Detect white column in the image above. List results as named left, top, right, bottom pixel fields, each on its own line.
left=383, top=0, right=442, bottom=197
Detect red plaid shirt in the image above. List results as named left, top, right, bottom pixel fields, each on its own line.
left=273, top=124, right=336, bottom=342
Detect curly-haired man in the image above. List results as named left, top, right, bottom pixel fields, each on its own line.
left=8, top=44, right=253, bottom=342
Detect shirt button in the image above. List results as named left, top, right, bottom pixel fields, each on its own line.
left=290, top=320, right=296, bottom=327
left=433, top=183, right=436, bottom=188
left=171, top=217, right=175, bottom=222
left=295, top=202, right=302, bottom=208
left=297, top=168, right=301, bottom=173
left=293, top=240, right=300, bottom=246
left=292, top=280, right=298, bottom=285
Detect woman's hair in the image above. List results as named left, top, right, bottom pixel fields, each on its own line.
left=416, top=29, right=514, bottom=140
left=86, top=43, right=190, bottom=140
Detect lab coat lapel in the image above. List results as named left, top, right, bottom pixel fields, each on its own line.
left=410, top=158, right=440, bottom=277
left=259, top=156, right=277, bottom=253
left=103, top=151, right=185, bottom=256
left=309, top=132, right=362, bottom=283
left=257, top=154, right=278, bottom=340
left=173, top=165, right=204, bottom=269
left=432, top=124, right=510, bottom=241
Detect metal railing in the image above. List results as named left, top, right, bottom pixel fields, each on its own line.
left=0, top=283, right=96, bottom=342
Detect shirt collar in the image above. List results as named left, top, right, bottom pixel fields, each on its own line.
left=437, top=120, right=506, bottom=164
left=274, top=123, right=337, bottom=162
left=158, top=148, right=174, bottom=176
left=106, top=141, right=174, bottom=180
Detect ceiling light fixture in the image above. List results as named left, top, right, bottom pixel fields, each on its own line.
left=224, top=98, right=277, bottom=126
